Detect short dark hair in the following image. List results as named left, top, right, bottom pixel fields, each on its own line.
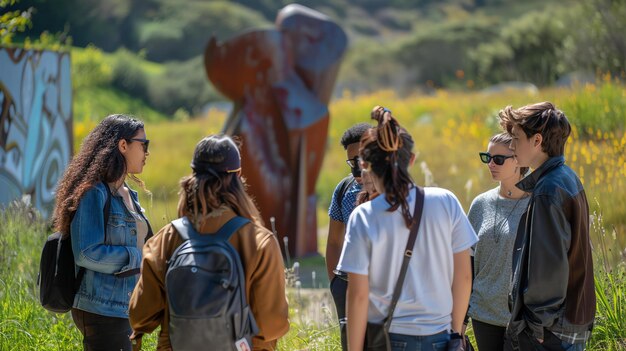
left=498, top=101, right=571, bottom=157
left=341, top=123, right=372, bottom=149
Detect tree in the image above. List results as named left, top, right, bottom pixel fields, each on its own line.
left=561, top=0, right=626, bottom=75
left=0, top=0, right=32, bottom=44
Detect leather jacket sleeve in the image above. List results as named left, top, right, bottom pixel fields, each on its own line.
left=523, top=194, right=570, bottom=340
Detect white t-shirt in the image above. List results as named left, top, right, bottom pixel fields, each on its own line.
left=337, top=186, right=478, bottom=336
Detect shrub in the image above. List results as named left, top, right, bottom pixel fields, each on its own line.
left=137, top=1, right=268, bottom=62
left=147, top=56, right=219, bottom=115
left=71, top=45, right=112, bottom=90
left=469, top=8, right=569, bottom=86
left=110, top=48, right=149, bottom=102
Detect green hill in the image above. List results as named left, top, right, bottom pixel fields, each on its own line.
left=8, top=0, right=626, bottom=118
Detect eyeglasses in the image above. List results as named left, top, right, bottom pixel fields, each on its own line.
left=346, top=156, right=360, bottom=169
left=479, top=152, right=513, bottom=165
left=128, top=138, right=150, bottom=153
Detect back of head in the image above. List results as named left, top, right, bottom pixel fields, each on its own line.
left=191, top=135, right=242, bottom=176
left=360, top=106, right=415, bottom=227
left=178, top=134, right=261, bottom=225
left=341, top=122, right=373, bottom=149
left=498, top=101, right=571, bottom=157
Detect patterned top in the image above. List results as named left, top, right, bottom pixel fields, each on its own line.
left=328, top=176, right=362, bottom=223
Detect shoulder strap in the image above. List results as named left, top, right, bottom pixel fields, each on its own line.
left=337, top=175, right=356, bottom=212
left=171, top=216, right=250, bottom=243
left=383, top=186, right=425, bottom=331
left=75, top=185, right=112, bottom=287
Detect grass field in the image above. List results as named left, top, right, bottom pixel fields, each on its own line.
left=2, top=81, right=625, bottom=349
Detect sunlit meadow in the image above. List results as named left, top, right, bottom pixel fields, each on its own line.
left=2, top=81, right=624, bottom=350
left=104, top=80, right=626, bottom=249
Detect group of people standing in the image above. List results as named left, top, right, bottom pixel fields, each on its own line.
left=51, top=100, right=595, bottom=351
left=52, top=115, right=289, bottom=351
left=326, top=102, right=595, bottom=351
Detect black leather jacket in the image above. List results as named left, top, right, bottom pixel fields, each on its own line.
left=508, top=156, right=595, bottom=340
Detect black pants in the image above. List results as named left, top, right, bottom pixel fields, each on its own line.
left=71, top=308, right=132, bottom=351
left=330, top=275, right=348, bottom=351
left=472, top=319, right=506, bottom=351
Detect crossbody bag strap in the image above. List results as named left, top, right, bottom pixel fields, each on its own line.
left=383, top=186, right=425, bottom=331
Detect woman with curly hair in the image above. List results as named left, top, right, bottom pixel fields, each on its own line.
left=337, top=106, right=477, bottom=350
left=52, top=114, right=152, bottom=351
left=128, top=134, right=289, bottom=350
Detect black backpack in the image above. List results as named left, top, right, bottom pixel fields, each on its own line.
left=38, top=187, right=111, bottom=313
left=168, top=216, right=259, bottom=351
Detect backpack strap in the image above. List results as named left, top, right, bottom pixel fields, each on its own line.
left=172, top=216, right=251, bottom=243
left=336, top=175, right=356, bottom=214
left=74, top=184, right=112, bottom=287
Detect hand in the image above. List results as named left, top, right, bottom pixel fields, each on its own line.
left=131, top=337, right=142, bottom=351
left=536, top=338, right=543, bottom=344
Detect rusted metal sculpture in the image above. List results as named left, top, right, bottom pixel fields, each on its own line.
left=204, top=4, right=347, bottom=257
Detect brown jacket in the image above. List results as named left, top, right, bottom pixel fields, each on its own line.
left=129, top=206, right=289, bottom=350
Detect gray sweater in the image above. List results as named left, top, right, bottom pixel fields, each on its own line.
left=467, top=187, right=529, bottom=327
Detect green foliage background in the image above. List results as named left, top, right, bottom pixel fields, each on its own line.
left=6, top=0, right=626, bottom=117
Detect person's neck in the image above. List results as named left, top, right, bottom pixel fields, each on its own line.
left=530, top=152, right=550, bottom=171
left=110, top=177, right=126, bottom=192
left=499, top=179, right=526, bottom=199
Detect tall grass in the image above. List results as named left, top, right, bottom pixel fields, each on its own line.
left=1, top=201, right=624, bottom=349
left=588, top=205, right=626, bottom=350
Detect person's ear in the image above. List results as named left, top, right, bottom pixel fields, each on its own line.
left=409, top=153, right=416, bottom=166
left=118, top=138, right=128, bottom=154
left=533, top=133, right=542, bottom=148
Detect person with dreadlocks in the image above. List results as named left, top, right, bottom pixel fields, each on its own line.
left=337, top=106, right=477, bottom=350
left=128, top=134, right=289, bottom=350
left=52, top=114, right=153, bottom=351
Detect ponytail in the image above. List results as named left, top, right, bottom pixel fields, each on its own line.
left=360, top=106, right=415, bottom=228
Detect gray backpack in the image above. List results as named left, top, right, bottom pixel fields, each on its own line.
left=168, top=216, right=259, bottom=350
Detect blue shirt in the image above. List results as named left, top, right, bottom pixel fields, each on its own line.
left=328, top=176, right=362, bottom=223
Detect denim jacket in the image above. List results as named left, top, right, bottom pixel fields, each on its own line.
left=71, top=182, right=152, bottom=318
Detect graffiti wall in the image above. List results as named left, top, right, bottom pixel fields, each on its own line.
left=0, top=47, right=73, bottom=218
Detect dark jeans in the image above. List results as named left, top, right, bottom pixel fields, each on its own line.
left=504, top=328, right=583, bottom=351
left=472, top=319, right=506, bottom=351
left=71, top=308, right=132, bottom=351
left=388, top=331, right=450, bottom=351
left=330, top=275, right=348, bottom=351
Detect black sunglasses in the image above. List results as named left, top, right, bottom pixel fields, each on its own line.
left=128, top=138, right=150, bottom=152
left=346, top=156, right=360, bottom=169
left=479, top=152, right=513, bottom=165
